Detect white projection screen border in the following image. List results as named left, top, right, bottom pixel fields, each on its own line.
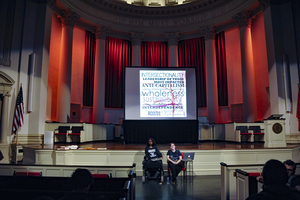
left=125, top=67, right=197, bottom=120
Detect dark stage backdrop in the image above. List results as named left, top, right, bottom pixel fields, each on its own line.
left=123, top=120, right=198, bottom=144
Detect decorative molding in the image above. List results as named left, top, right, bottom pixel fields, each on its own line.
left=166, top=0, right=178, bottom=6
left=56, top=0, right=259, bottom=35
left=0, top=0, right=15, bottom=67
left=258, top=0, right=270, bottom=11
left=0, top=70, right=15, bottom=95
left=286, top=134, right=300, bottom=144
left=165, top=32, right=179, bottom=46
left=47, top=0, right=57, bottom=8
left=11, top=134, right=44, bottom=145
left=130, top=32, right=145, bottom=45
left=80, top=0, right=229, bottom=17
left=200, top=25, right=216, bottom=40
left=232, top=11, right=252, bottom=28
left=59, top=10, right=80, bottom=27
left=94, top=25, right=111, bottom=40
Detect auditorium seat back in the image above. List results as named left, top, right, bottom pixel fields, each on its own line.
left=13, top=171, right=42, bottom=176
left=71, top=126, right=84, bottom=133
left=58, top=126, right=70, bottom=133
left=236, top=126, right=248, bottom=134
left=92, top=174, right=110, bottom=178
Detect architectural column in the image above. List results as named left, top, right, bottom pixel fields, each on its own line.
left=260, top=0, right=299, bottom=135
left=202, top=26, right=219, bottom=123
left=233, top=11, right=257, bottom=122
left=57, top=10, right=79, bottom=122
left=93, top=26, right=111, bottom=124
left=1, top=93, right=10, bottom=143
left=28, top=2, right=53, bottom=135
left=131, top=32, right=144, bottom=66
left=165, top=32, right=179, bottom=67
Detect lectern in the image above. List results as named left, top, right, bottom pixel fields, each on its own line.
left=263, top=114, right=286, bottom=148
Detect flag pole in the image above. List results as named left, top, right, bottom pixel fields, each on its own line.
left=15, top=130, right=19, bottom=145
left=16, top=84, right=21, bottom=145
left=13, top=83, right=23, bottom=145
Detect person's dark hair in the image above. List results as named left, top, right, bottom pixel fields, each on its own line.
left=71, top=168, right=94, bottom=190
left=146, top=137, right=156, bottom=146
left=262, top=159, right=288, bottom=185
left=169, top=142, right=175, bottom=146
left=283, top=159, right=296, bottom=171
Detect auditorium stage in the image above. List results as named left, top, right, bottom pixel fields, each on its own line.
left=21, top=141, right=300, bottom=176
left=23, top=141, right=300, bottom=150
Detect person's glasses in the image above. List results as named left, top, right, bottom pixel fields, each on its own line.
left=287, top=169, right=294, bottom=172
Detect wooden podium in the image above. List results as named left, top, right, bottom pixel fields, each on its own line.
left=263, top=118, right=286, bottom=148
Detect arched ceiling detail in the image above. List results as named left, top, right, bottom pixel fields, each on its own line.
left=53, top=0, right=262, bottom=40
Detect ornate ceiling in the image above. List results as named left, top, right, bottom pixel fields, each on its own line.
left=52, top=0, right=262, bottom=40
left=112, top=0, right=197, bottom=7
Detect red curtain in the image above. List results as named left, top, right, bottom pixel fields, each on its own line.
left=83, top=31, right=95, bottom=106
left=215, top=31, right=228, bottom=106
left=141, top=41, right=168, bottom=67
left=105, top=37, right=132, bottom=108
left=178, top=37, right=207, bottom=108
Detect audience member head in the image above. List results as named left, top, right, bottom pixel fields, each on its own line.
left=169, top=143, right=176, bottom=151
left=71, top=168, right=94, bottom=192
left=283, top=159, right=296, bottom=177
left=147, top=137, right=156, bottom=147
left=262, top=159, right=288, bottom=185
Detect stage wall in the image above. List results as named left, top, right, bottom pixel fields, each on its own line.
left=123, top=120, right=198, bottom=144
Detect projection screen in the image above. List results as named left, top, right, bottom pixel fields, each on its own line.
left=125, top=67, right=197, bottom=120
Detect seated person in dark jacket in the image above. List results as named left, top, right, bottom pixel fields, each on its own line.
left=144, top=137, right=163, bottom=164
left=246, top=159, right=300, bottom=200
left=284, top=159, right=300, bottom=192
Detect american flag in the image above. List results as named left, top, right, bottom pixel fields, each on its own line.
left=13, top=86, right=24, bottom=133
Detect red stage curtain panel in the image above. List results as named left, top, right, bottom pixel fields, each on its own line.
left=83, top=31, right=95, bottom=106
left=105, top=37, right=132, bottom=108
left=215, top=31, right=228, bottom=106
left=141, top=41, right=169, bottom=67
left=178, top=37, right=207, bottom=108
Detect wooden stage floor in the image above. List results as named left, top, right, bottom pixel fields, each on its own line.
left=31, top=141, right=300, bottom=151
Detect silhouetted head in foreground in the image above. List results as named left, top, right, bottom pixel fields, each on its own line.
left=262, top=159, right=288, bottom=186
left=71, top=168, right=94, bottom=191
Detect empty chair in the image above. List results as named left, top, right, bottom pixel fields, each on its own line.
left=248, top=126, right=264, bottom=142
left=54, top=126, right=70, bottom=143
left=236, top=126, right=252, bottom=142
left=67, top=126, right=84, bottom=143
